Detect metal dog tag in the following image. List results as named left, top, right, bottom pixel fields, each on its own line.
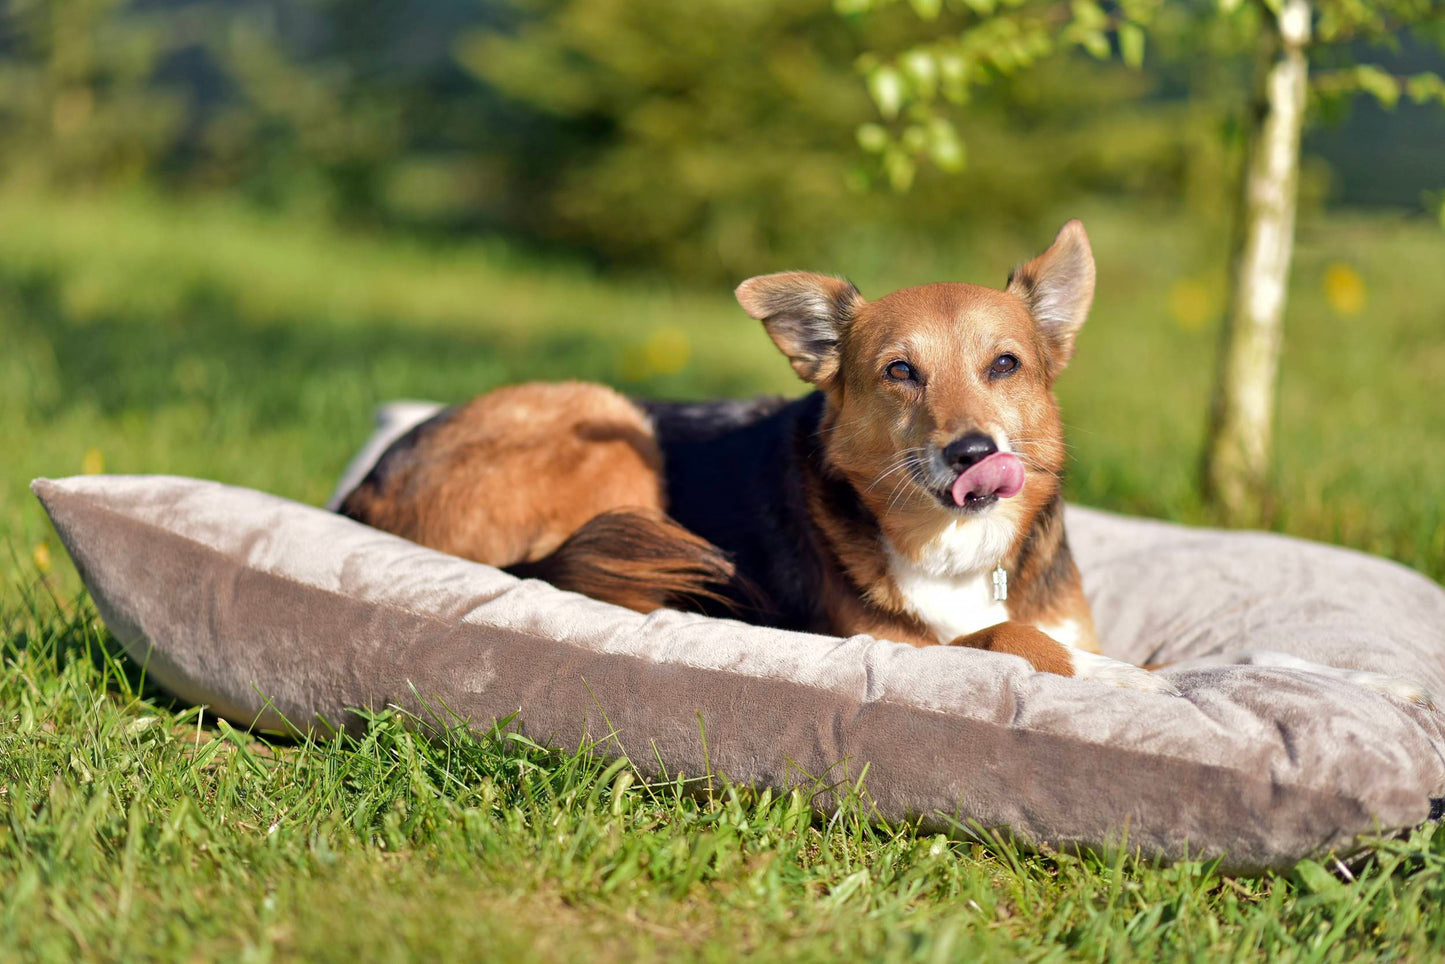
left=992, top=567, right=1008, bottom=602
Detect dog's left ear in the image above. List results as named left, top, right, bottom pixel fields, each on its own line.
left=735, top=272, right=864, bottom=387
left=1007, top=220, right=1095, bottom=377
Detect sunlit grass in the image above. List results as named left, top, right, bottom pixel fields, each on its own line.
left=4, top=585, right=1445, bottom=962
left=2, top=190, right=1444, bottom=960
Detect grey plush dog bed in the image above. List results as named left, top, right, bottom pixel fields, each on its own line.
left=30, top=406, right=1445, bottom=872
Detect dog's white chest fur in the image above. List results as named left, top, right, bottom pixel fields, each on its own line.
left=886, top=515, right=1015, bottom=644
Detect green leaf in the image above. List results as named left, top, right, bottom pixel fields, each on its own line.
left=902, top=49, right=939, bottom=101
left=1355, top=64, right=1400, bottom=110
left=1117, top=0, right=1159, bottom=24
left=909, top=0, right=943, bottom=20
left=937, top=51, right=971, bottom=103
left=1118, top=23, right=1145, bottom=69
left=1081, top=30, right=1111, bottom=60
left=1023, top=27, right=1054, bottom=59
left=883, top=147, right=916, bottom=192
left=867, top=66, right=906, bottom=120
left=1071, top=0, right=1108, bottom=29
left=856, top=123, right=890, bottom=153
left=926, top=117, right=966, bottom=172
left=1406, top=72, right=1445, bottom=106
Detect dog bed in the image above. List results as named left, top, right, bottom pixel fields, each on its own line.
left=30, top=405, right=1445, bottom=872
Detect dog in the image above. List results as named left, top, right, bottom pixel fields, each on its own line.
left=339, top=221, right=1177, bottom=691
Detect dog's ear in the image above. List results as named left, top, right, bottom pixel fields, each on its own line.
left=1006, top=220, right=1095, bottom=376
left=735, top=272, right=864, bottom=387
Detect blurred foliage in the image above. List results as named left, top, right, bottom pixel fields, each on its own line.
left=456, top=0, right=890, bottom=276
left=0, top=0, right=1438, bottom=279
left=0, top=0, right=186, bottom=184
left=460, top=0, right=1264, bottom=276
left=0, top=0, right=514, bottom=219
left=841, top=0, right=1445, bottom=197
left=0, top=0, right=1247, bottom=278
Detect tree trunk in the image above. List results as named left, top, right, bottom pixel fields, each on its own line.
left=1203, top=0, right=1311, bottom=526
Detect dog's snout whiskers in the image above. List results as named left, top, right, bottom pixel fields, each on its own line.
left=866, top=448, right=931, bottom=510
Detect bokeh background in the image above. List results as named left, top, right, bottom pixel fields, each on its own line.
left=3, top=0, right=1444, bottom=591
left=3, top=7, right=1445, bottom=959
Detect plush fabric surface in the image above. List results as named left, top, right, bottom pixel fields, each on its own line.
left=32, top=465, right=1445, bottom=872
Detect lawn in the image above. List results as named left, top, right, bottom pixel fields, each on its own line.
left=3, top=190, right=1444, bottom=961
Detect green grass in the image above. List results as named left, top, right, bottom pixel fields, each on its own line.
left=3, top=189, right=1445, bottom=961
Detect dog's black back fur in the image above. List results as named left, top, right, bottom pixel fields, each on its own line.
left=343, top=391, right=871, bottom=630
left=641, top=392, right=860, bottom=631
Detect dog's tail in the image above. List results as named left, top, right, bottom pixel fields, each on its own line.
left=507, top=509, right=738, bottom=615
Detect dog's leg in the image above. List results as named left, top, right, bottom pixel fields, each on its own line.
left=952, top=622, right=1180, bottom=694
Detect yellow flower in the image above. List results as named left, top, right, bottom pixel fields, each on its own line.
left=1167, top=278, right=1216, bottom=331
left=33, top=543, right=51, bottom=574
left=642, top=328, right=691, bottom=375
left=1323, top=263, right=1366, bottom=316
left=620, top=327, right=692, bottom=381
left=82, top=448, right=104, bottom=474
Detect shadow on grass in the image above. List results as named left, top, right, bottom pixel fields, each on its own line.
left=9, top=268, right=646, bottom=429
left=2, top=573, right=157, bottom=703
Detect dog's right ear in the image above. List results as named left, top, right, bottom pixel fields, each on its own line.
left=1006, top=220, right=1095, bottom=378
left=735, top=272, right=864, bottom=387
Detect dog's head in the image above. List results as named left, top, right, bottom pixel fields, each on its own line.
left=736, top=221, right=1094, bottom=562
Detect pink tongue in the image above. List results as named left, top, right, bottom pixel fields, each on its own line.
left=951, top=452, right=1025, bottom=506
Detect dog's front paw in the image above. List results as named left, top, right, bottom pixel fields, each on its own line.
left=1069, top=649, right=1182, bottom=696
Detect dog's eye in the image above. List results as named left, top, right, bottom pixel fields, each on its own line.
left=990, top=354, right=1019, bottom=377
left=885, top=360, right=916, bottom=382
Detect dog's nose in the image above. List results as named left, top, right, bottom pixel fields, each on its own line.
left=942, top=433, right=998, bottom=472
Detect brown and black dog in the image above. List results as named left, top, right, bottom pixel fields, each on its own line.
left=340, top=221, right=1173, bottom=691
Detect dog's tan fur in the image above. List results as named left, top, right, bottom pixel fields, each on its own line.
left=731, top=221, right=1101, bottom=668
left=749, top=270, right=1097, bottom=647
left=342, top=222, right=1172, bottom=688
left=342, top=382, right=667, bottom=566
